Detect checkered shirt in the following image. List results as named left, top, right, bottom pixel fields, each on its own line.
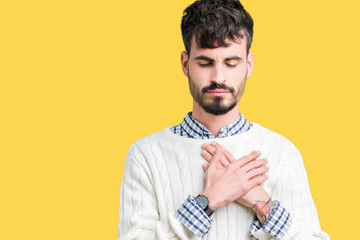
left=172, top=113, right=292, bottom=238
left=170, top=112, right=252, bottom=139
left=174, top=196, right=213, bottom=237
left=249, top=201, right=293, bottom=239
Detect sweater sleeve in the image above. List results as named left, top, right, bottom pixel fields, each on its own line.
left=118, top=144, right=198, bottom=240
left=251, top=143, right=330, bottom=240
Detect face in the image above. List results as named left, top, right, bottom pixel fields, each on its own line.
left=181, top=36, right=254, bottom=115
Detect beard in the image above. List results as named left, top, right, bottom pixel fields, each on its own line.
left=188, top=74, right=247, bottom=116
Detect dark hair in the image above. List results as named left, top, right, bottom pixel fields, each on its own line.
left=181, top=0, right=254, bottom=55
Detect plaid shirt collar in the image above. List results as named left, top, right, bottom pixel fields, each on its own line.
left=172, top=112, right=252, bottom=139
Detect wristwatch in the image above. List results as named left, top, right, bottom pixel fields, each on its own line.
left=195, top=195, right=214, bottom=217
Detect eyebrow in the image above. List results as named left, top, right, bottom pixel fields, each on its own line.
left=225, top=56, right=242, bottom=61
left=194, top=55, right=242, bottom=61
left=194, top=55, right=214, bottom=61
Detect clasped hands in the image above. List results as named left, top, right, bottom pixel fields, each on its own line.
left=200, top=142, right=273, bottom=225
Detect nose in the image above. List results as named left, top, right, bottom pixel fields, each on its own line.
left=210, top=63, right=226, bottom=84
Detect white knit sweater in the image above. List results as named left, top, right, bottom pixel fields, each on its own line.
left=118, top=123, right=330, bottom=240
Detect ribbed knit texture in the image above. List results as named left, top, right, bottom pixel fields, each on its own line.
left=118, top=123, right=330, bottom=240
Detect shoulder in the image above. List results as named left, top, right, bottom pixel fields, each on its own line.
left=251, top=123, right=302, bottom=158
left=125, top=127, right=172, bottom=160
left=130, top=128, right=170, bottom=149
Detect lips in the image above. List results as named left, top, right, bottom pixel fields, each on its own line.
left=206, top=89, right=230, bottom=96
left=207, top=89, right=230, bottom=93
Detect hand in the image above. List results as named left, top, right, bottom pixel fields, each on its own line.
left=202, top=142, right=275, bottom=225
left=200, top=144, right=269, bottom=211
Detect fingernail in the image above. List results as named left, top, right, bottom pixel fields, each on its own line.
left=202, top=143, right=208, bottom=147
left=201, top=150, right=206, bottom=154
left=256, top=151, right=261, bottom=155
left=211, top=142, right=217, bottom=146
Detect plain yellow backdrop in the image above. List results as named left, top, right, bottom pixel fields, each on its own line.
left=1, top=0, right=359, bottom=239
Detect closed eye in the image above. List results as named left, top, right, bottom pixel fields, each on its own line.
left=198, top=62, right=213, bottom=67
left=226, top=63, right=237, bottom=68
left=225, top=60, right=240, bottom=68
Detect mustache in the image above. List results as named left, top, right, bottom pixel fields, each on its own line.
left=201, top=83, right=235, bottom=94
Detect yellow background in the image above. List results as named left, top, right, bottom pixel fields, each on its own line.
left=1, top=0, right=359, bottom=239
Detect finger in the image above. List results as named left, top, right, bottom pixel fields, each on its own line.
left=201, top=149, right=213, bottom=162
left=248, top=174, right=269, bottom=188
left=202, top=146, right=229, bottom=167
left=211, top=142, right=236, bottom=163
left=202, top=143, right=216, bottom=155
left=244, top=165, right=269, bottom=179
left=213, top=145, right=230, bottom=167
left=204, top=142, right=234, bottom=167
left=207, top=149, right=223, bottom=170
left=202, top=163, right=209, bottom=172
left=241, top=158, right=268, bottom=174
left=220, top=155, right=229, bottom=167
left=235, top=151, right=261, bottom=168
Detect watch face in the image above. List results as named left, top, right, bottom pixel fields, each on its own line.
left=195, top=195, right=208, bottom=210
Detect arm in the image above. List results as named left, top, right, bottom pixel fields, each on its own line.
left=201, top=142, right=330, bottom=240
left=266, top=143, right=330, bottom=240
left=118, top=144, right=195, bottom=240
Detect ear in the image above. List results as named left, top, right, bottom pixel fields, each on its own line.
left=181, top=51, right=189, bottom=77
left=246, top=52, right=255, bottom=78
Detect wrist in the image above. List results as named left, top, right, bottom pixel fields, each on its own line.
left=201, top=189, right=220, bottom=211
left=237, top=185, right=271, bottom=208
left=251, top=198, right=275, bottom=226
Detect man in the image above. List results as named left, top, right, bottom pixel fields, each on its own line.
left=118, top=0, right=330, bottom=239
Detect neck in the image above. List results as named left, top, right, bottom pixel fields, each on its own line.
left=192, top=101, right=240, bottom=137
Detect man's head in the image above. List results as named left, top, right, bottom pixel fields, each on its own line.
left=181, top=0, right=254, bottom=56
left=180, top=0, right=254, bottom=116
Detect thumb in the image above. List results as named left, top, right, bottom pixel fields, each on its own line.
left=202, top=163, right=209, bottom=171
